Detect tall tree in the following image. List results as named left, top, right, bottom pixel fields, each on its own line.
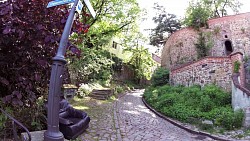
left=184, top=1, right=211, bottom=29
left=184, top=0, right=242, bottom=28
left=67, top=0, right=143, bottom=84
left=203, top=0, right=242, bottom=17
left=71, top=0, right=142, bottom=49
left=125, top=45, right=155, bottom=84
left=149, top=3, right=181, bottom=47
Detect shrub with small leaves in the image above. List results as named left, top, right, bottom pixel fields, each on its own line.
left=144, top=84, right=243, bottom=130
left=151, top=67, right=169, bottom=86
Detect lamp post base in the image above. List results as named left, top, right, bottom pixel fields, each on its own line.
left=44, top=130, right=64, bottom=141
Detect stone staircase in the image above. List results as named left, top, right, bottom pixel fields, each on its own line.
left=89, top=89, right=113, bottom=100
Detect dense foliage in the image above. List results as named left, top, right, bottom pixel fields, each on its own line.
left=184, top=0, right=242, bottom=29
left=68, top=0, right=143, bottom=85
left=67, top=47, right=114, bottom=85
left=0, top=0, right=86, bottom=106
left=201, top=0, right=242, bottom=17
left=233, top=61, right=241, bottom=73
left=144, top=85, right=244, bottom=130
left=0, top=0, right=88, bottom=135
left=71, top=0, right=141, bottom=49
left=125, top=46, right=155, bottom=84
left=150, top=3, right=181, bottom=47
left=184, top=2, right=210, bottom=29
left=151, top=67, right=169, bottom=86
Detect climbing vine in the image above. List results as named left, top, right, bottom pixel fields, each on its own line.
left=195, top=32, right=213, bottom=59
left=233, top=61, right=241, bottom=73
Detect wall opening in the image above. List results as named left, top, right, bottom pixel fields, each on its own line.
left=225, top=40, right=233, bottom=55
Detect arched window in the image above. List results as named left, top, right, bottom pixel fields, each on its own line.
left=225, top=40, right=233, bottom=55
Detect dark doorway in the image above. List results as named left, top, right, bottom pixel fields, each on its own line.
left=225, top=40, right=233, bottom=55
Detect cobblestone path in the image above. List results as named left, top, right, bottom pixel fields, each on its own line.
left=77, top=89, right=214, bottom=141
left=115, top=89, right=214, bottom=141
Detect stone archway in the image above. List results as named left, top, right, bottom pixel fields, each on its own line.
left=225, top=40, right=233, bottom=55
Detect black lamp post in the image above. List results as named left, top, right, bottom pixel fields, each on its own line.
left=44, top=0, right=79, bottom=140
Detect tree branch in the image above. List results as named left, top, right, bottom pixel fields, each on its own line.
left=101, top=21, right=133, bottom=35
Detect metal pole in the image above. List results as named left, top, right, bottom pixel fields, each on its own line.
left=44, top=0, right=79, bottom=140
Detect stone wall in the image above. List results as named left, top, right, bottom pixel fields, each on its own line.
left=208, top=12, right=250, bottom=57
left=161, top=12, right=250, bottom=69
left=161, top=27, right=198, bottom=68
left=170, top=57, right=232, bottom=90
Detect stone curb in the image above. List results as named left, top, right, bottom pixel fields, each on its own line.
left=142, top=97, right=232, bottom=141
left=113, top=101, right=122, bottom=141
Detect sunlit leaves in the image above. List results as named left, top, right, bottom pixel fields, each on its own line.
left=125, top=46, right=155, bottom=82
left=184, top=0, right=242, bottom=28
left=71, top=0, right=141, bottom=49
left=184, top=1, right=211, bottom=29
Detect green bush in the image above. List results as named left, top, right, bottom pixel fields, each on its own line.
left=200, top=95, right=214, bottom=112
left=203, top=85, right=231, bottom=106
left=77, top=82, right=104, bottom=97
left=215, top=108, right=244, bottom=130
left=143, top=84, right=244, bottom=130
left=155, top=92, right=178, bottom=109
left=115, top=85, right=124, bottom=94
left=151, top=67, right=169, bottom=86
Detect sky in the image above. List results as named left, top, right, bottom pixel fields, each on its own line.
left=138, top=0, right=250, bottom=31
left=137, top=0, right=250, bottom=53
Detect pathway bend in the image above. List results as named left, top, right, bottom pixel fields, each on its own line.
left=79, top=89, right=214, bottom=141
left=114, top=89, right=214, bottom=141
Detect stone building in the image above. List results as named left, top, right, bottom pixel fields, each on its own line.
left=161, top=12, right=250, bottom=91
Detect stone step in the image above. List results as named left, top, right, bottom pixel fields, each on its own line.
left=89, top=89, right=113, bottom=100
left=89, top=95, right=107, bottom=100
left=92, top=89, right=112, bottom=95
left=89, top=93, right=108, bottom=98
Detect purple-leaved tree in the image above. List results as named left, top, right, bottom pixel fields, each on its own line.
left=0, top=0, right=87, bottom=107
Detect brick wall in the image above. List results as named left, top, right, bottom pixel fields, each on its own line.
left=170, top=56, right=232, bottom=90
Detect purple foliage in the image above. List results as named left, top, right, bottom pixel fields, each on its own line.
left=0, top=0, right=87, bottom=106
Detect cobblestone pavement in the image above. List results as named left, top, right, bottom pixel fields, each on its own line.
left=115, top=89, right=214, bottom=141
left=77, top=89, right=215, bottom=141
left=74, top=98, right=117, bottom=141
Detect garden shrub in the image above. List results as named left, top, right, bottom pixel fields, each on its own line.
left=199, top=95, right=214, bottom=112
left=143, top=84, right=244, bottom=130
left=203, top=85, right=231, bottom=106
left=215, top=108, right=244, bottom=130
left=155, top=92, right=178, bottom=109
left=151, top=67, right=169, bottom=86
left=77, top=82, right=107, bottom=98
left=115, top=86, right=124, bottom=94
left=78, top=84, right=92, bottom=97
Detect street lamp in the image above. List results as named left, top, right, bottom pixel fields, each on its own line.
left=44, top=0, right=95, bottom=139
left=44, top=0, right=79, bottom=140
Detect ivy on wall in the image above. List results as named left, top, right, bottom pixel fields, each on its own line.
left=233, top=61, right=241, bottom=73
left=195, top=32, right=213, bottom=59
